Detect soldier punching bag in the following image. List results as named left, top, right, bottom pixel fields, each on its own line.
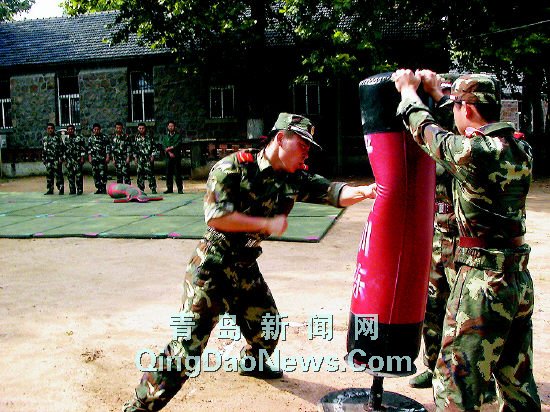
left=347, top=73, right=435, bottom=375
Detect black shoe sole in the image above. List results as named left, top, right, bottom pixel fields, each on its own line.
left=238, top=370, right=283, bottom=379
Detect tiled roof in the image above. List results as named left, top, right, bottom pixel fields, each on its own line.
left=0, top=10, right=432, bottom=69
left=0, top=11, right=167, bottom=69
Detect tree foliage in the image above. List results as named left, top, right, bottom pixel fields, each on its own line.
left=61, top=0, right=122, bottom=16
left=0, top=0, right=35, bottom=21
left=61, top=0, right=550, bottom=170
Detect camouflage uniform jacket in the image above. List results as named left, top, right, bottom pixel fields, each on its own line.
left=42, top=134, right=64, bottom=161
left=397, top=96, right=532, bottom=247
left=111, top=133, right=132, bottom=159
left=64, top=134, right=86, bottom=160
left=203, top=148, right=347, bottom=255
left=434, top=163, right=458, bottom=235
left=88, top=133, right=111, bottom=159
left=133, top=134, right=156, bottom=159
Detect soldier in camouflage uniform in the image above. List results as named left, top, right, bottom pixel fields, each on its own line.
left=409, top=162, right=459, bottom=388
left=123, top=113, right=377, bottom=412
left=111, top=121, right=132, bottom=185
left=64, top=124, right=86, bottom=195
left=42, top=122, right=64, bottom=195
left=410, top=75, right=459, bottom=387
left=410, top=77, right=498, bottom=402
left=133, top=122, right=157, bottom=194
left=88, top=123, right=111, bottom=194
left=394, top=70, right=540, bottom=411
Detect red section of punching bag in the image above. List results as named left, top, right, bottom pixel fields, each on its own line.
left=351, top=131, right=434, bottom=324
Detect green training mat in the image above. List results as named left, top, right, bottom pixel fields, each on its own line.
left=0, top=192, right=344, bottom=242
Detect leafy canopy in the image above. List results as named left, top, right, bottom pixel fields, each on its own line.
left=1, top=0, right=35, bottom=21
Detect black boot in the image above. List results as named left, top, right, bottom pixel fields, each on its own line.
left=238, top=356, right=283, bottom=379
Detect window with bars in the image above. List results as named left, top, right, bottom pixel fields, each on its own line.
left=293, top=82, right=320, bottom=115
left=130, top=71, right=155, bottom=122
left=0, top=80, right=12, bottom=129
left=209, top=85, right=235, bottom=119
left=58, top=76, right=80, bottom=126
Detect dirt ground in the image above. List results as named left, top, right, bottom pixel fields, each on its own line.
left=0, top=175, right=549, bottom=412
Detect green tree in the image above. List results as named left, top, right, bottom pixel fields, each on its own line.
left=61, top=0, right=122, bottom=15
left=0, top=0, right=35, bottom=21
left=427, top=0, right=550, bottom=173
left=60, top=0, right=550, bottom=172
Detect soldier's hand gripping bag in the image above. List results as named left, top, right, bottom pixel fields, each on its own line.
left=347, top=72, right=435, bottom=376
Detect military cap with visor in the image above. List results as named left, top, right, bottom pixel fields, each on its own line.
left=441, top=73, right=501, bottom=107
left=269, top=113, right=322, bottom=150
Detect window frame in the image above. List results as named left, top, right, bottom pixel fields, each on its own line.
left=57, top=76, right=81, bottom=126
left=130, top=71, right=155, bottom=122
left=0, top=80, right=12, bottom=129
left=209, top=85, right=235, bottom=119
left=292, top=82, right=321, bottom=116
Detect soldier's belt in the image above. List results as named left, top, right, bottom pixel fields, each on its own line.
left=435, top=202, right=453, bottom=214
left=459, top=236, right=525, bottom=249
left=226, top=247, right=263, bottom=265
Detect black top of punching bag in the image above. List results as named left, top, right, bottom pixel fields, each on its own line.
left=359, top=72, right=404, bottom=135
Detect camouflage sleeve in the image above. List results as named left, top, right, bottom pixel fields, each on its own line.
left=397, top=95, right=473, bottom=183
left=203, top=156, right=242, bottom=223
left=104, top=135, right=112, bottom=156
left=88, top=137, right=96, bottom=156
left=296, top=172, right=347, bottom=207
left=60, top=137, right=66, bottom=158
left=79, top=137, right=87, bottom=157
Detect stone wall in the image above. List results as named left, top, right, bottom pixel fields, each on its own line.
left=79, top=68, right=127, bottom=136
left=153, top=65, right=206, bottom=137
left=10, top=73, right=56, bottom=148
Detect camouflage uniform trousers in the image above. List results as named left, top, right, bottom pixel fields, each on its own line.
left=433, top=245, right=541, bottom=411
left=127, top=241, right=279, bottom=411
left=422, top=225, right=458, bottom=371
left=114, top=156, right=131, bottom=185
left=44, top=159, right=64, bottom=193
left=136, top=157, right=157, bottom=192
left=90, top=157, right=108, bottom=190
left=65, top=159, right=84, bottom=194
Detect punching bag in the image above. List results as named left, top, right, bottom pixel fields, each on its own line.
left=347, top=73, right=435, bottom=375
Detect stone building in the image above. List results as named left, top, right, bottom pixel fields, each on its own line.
left=0, top=11, right=447, bottom=177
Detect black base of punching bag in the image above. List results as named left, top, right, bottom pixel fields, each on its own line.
left=347, top=313, right=422, bottom=377
left=319, top=377, right=426, bottom=412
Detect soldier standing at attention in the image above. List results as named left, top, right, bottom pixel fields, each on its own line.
left=88, top=123, right=110, bottom=194
left=64, top=124, right=86, bottom=195
left=123, top=113, right=378, bottom=412
left=393, top=70, right=540, bottom=411
left=162, top=120, right=184, bottom=194
left=111, top=121, right=132, bottom=185
left=42, top=122, right=64, bottom=195
left=133, top=122, right=157, bottom=194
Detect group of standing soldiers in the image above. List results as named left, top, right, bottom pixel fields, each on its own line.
left=42, top=120, right=186, bottom=195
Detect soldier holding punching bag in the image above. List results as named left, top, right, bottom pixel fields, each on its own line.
left=393, top=69, right=540, bottom=411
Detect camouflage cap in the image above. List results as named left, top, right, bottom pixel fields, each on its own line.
left=441, top=73, right=501, bottom=107
left=439, top=73, right=460, bottom=91
left=270, top=112, right=321, bottom=149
